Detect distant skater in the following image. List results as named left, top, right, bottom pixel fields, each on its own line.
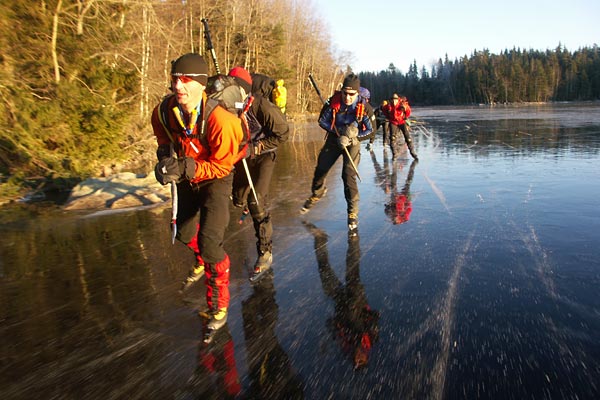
left=382, top=93, right=418, bottom=160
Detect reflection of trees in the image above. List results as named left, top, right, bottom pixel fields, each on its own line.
left=0, top=209, right=182, bottom=397
left=242, top=271, right=304, bottom=399
left=0, top=210, right=158, bottom=333
left=426, top=118, right=600, bottom=157
left=303, top=223, right=379, bottom=370
left=285, top=122, right=326, bottom=180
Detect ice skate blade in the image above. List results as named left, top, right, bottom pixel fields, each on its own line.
left=249, top=267, right=272, bottom=284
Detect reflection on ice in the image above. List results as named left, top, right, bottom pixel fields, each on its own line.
left=1, top=103, right=600, bottom=399
left=303, top=222, right=380, bottom=370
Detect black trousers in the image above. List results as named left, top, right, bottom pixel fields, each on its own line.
left=311, top=137, right=361, bottom=215
left=232, top=152, right=276, bottom=254
left=175, top=174, right=233, bottom=264
left=388, top=123, right=414, bottom=157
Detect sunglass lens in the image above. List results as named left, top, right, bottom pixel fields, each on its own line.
left=172, top=75, right=194, bottom=84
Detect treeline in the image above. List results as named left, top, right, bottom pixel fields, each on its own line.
left=359, top=45, right=600, bottom=106
left=1, top=1, right=598, bottom=200
left=0, top=0, right=341, bottom=198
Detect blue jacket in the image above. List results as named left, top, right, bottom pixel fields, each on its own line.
left=318, top=93, right=373, bottom=141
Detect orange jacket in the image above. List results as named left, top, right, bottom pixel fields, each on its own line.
left=152, top=93, right=243, bottom=183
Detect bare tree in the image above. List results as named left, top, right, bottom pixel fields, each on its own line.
left=51, top=0, right=63, bottom=84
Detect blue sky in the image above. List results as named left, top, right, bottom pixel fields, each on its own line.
left=313, top=0, right=600, bottom=73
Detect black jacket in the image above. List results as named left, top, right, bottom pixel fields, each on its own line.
left=250, top=74, right=290, bottom=152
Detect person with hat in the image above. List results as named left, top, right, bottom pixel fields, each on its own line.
left=227, top=67, right=290, bottom=283
left=358, top=87, right=377, bottom=152
left=382, top=93, right=418, bottom=160
left=272, top=79, right=287, bottom=114
left=301, top=73, right=373, bottom=232
left=372, top=99, right=390, bottom=149
left=151, top=53, right=244, bottom=338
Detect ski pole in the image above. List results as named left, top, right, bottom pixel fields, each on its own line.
left=169, top=143, right=178, bottom=245
left=308, top=73, right=362, bottom=182
left=338, top=131, right=361, bottom=182
left=242, top=158, right=259, bottom=206
left=308, top=73, right=326, bottom=105
left=170, top=183, right=178, bottom=245
left=202, top=17, right=261, bottom=206
left=240, top=96, right=261, bottom=205
left=201, top=18, right=221, bottom=74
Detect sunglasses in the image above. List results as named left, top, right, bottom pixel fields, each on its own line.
left=171, top=72, right=207, bottom=84
left=342, top=91, right=358, bottom=97
left=171, top=75, right=196, bottom=84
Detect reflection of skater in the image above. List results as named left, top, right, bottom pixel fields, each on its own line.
left=369, top=145, right=392, bottom=190
left=384, top=159, right=418, bottom=225
left=303, top=223, right=379, bottom=370
left=180, top=324, right=241, bottom=399
left=242, top=271, right=304, bottom=398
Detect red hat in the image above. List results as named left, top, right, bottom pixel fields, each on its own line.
left=228, top=67, right=252, bottom=92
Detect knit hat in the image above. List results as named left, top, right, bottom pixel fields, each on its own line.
left=228, top=67, right=252, bottom=93
left=171, top=53, right=208, bottom=85
left=342, top=73, right=360, bottom=91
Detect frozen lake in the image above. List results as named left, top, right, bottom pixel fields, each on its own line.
left=1, top=103, right=599, bottom=399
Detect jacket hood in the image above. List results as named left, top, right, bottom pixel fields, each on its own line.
left=251, top=73, right=276, bottom=98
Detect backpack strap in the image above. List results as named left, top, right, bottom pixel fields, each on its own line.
left=158, top=94, right=219, bottom=153
left=158, top=94, right=176, bottom=144
left=197, top=98, right=219, bottom=151
left=158, top=94, right=248, bottom=162
left=356, top=100, right=365, bottom=121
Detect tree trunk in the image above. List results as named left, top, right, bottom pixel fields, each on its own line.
left=52, top=0, right=63, bottom=84
left=140, top=4, right=151, bottom=119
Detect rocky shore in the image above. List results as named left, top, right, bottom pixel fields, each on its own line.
left=62, top=172, right=170, bottom=211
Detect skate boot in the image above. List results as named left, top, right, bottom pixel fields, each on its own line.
left=203, top=307, right=228, bottom=343
left=409, top=147, right=419, bottom=160
left=300, top=188, right=327, bottom=214
left=180, top=262, right=205, bottom=292
left=407, top=142, right=419, bottom=160
left=249, top=251, right=273, bottom=283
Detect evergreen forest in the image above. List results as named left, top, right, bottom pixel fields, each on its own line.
left=1, top=0, right=598, bottom=200
left=360, top=47, right=600, bottom=106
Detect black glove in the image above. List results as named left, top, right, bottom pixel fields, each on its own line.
left=154, top=157, right=195, bottom=185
